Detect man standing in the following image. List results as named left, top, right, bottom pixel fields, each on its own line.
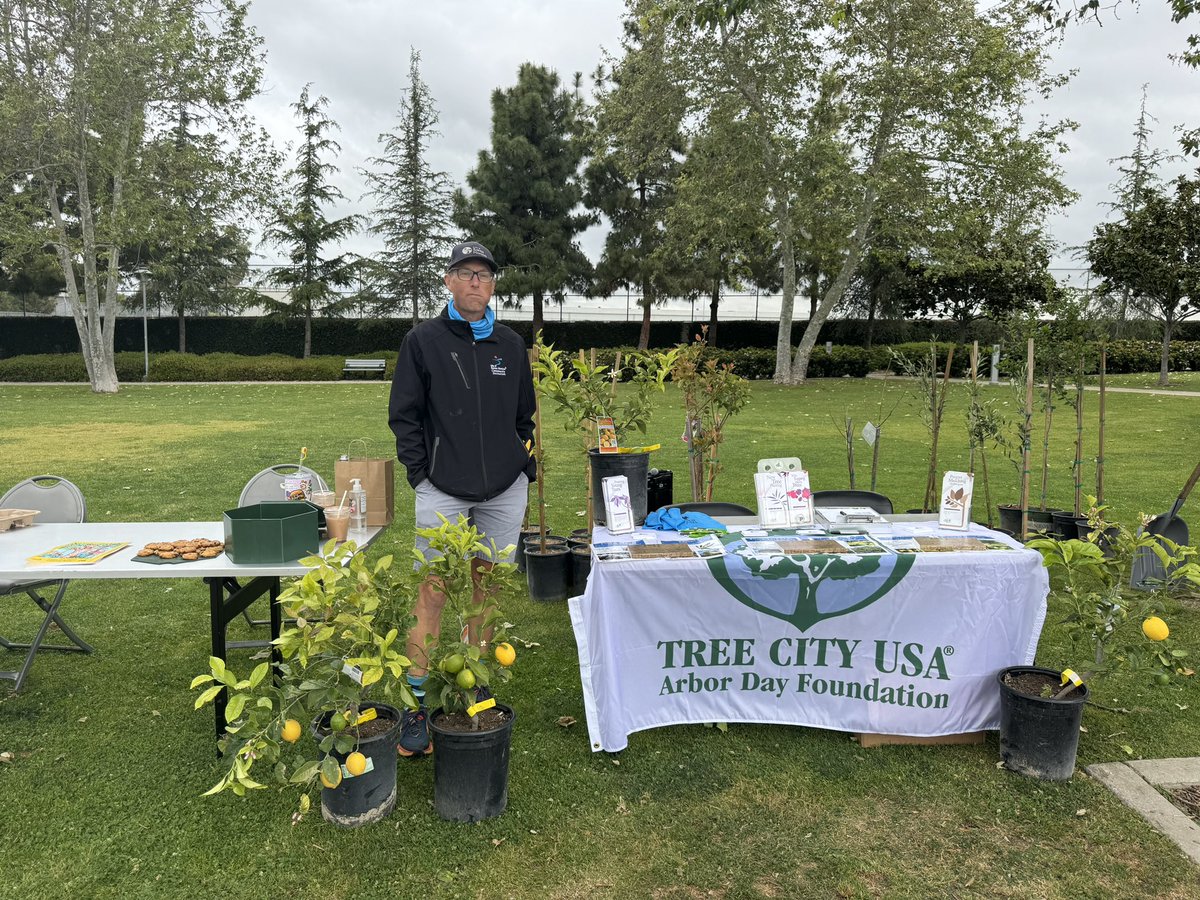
left=388, top=240, right=536, bottom=757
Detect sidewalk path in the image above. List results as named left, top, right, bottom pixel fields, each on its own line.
left=865, top=372, right=1200, bottom=398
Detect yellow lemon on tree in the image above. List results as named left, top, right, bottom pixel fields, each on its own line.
left=456, top=668, right=477, bottom=690
left=494, top=642, right=516, bottom=667
left=320, top=767, right=343, bottom=790
left=345, top=752, right=367, bottom=777
left=280, top=718, right=302, bottom=743
left=1143, top=616, right=1170, bottom=642
left=441, top=653, right=466, bottom=675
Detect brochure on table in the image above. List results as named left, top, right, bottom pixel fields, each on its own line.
left=938, top=471, right=975, bottom=531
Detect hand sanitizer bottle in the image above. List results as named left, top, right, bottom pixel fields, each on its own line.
left=349, top=478, right=367, bottom=530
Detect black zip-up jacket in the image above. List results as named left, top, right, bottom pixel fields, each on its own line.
left=388, top=309, right=537, bottom=502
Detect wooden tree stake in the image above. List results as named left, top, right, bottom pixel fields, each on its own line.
left=1020, top=339, right=1035, bottom=540
left=1098, top=346, right=1106, bottom=505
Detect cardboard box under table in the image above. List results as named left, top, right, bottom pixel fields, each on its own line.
left=223, top=501, right=319, bottom=564
left=335, top=456, right=395, bottom=527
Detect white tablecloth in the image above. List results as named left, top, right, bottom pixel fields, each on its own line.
left=569, top=523, right=1048, bottom=752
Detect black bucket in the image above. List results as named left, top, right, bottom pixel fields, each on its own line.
left=429, top=704, right=516, bottom=822
left=312, top=703, right=402, bottom=827
left=526, top=545, right=570, bottom=602
left=589, top=449, right=650, bottom=526
left=997, top=666, right=1088, bottom=781
left=571, top=545, right=592, bottom=593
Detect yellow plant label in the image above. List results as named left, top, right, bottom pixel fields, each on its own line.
left=353, top=708, right=378, bottom=726
left=1060, top=669, right=1083, bottom=687
left=467, top=697, right=497, bottom=717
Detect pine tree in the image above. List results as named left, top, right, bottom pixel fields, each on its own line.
left=361, top=50, right=455, bottom=326
left=585, top=12, right=690, bottom=349
left=265, top=86, right=361, bottom=358
left=454, top=64, right=593, bottom=334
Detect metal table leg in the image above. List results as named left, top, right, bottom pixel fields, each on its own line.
left=205, top=575, right=280, bottom=739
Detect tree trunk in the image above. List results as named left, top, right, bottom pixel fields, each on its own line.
left=773, top=207, right=796, bottom=383
left=808, top=269, right=819, bottom=321
left=708, top=277, right=720, bottom=346
left=866, top=281, right=878, bottom=350
left=304, top=311, right=312, bottom=359
left=637, top=280, right=652, bottom=350
left=178, top=305, right=187, bottom=353
left=1160, top=319, right=1173, bottom=386
left=533, top=288, right=544, bottom=337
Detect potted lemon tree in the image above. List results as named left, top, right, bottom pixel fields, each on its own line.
left=192, top=540, right=418, bottom=827
left=998, top=503, right=1199, bottom=781
left=411, top=514, right=521, bottom=822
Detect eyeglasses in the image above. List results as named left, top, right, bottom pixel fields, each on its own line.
left=449, top=268, right=497, bottom=284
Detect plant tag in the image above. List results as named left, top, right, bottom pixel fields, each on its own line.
left=1061, top=668, right=1083, bottom=687
left=596, top=417, right=618, bottom=453
left=340, top=756, right=375, bottom=779
left=602, top=476, right=635, bottom=533
left=467, top=696, right=497, bottom=717
left=341, top=661, right=364, bottom=685
left=862, top=422, right=877, bottom=447
left=938, top=471, right=974, bottom=531
left=353, top=708, right=377, bottom=726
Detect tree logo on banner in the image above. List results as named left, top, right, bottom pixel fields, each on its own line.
left=706, top=548, right=915, bottom=632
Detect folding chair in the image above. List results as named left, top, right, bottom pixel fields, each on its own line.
left=811, top=489, right=895, bottom=515
left=0, top=476, right=92, bottom=691
left=233, top=465, right=330, bottom=631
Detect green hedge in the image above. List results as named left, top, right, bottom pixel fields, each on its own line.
left=2, top=339, right=1195, bottom=383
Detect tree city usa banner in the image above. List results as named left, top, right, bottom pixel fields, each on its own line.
left=569, top=531, right=1049, bottom=752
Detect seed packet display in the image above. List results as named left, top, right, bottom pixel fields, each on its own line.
left=602, top=475, right=635, bottom=534
left=687, top=534, right=727, bottom=558
left=938, top=471, right=975, bottom=531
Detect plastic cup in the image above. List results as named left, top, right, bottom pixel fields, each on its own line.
left=310, top=490, right=336, bottom=509
left=325, top=507, right=351, bottom=542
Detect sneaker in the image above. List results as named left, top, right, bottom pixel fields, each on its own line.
left=397, top=708, right=432, bottom=758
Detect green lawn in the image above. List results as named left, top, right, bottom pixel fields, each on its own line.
left=1, top=380, right=1199, bottom=899
left=1101, top=371, right=1200, bottom=392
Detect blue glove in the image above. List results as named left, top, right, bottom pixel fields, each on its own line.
left=642, top=508, right=727, bottom=532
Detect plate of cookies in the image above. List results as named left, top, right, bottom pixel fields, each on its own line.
left=132, top=538, right=225, bottom=564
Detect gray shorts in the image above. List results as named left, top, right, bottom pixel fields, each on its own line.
left=414, top=474, right=529, bottom=566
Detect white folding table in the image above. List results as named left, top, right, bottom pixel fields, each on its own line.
left=0, top=521, right=384, bottom=735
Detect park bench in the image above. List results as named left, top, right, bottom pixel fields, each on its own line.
left=343, top=358, right=387, bottom=379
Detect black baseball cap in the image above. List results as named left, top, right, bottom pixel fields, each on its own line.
left=446, top=241, right=498, bottom=273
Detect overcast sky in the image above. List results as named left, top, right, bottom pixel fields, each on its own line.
left=243, top=0, right=1200, bottom=279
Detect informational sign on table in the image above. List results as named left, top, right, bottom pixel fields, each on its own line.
left=570, top=524, right=1048, bottom=752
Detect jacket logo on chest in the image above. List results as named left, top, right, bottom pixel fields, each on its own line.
left=490, top=356, right=507, bottom=376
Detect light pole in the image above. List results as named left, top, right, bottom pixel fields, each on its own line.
left=135, top=268, right=150, bottom=381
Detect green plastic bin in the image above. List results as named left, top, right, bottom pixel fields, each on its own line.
left=223, top=501, right=319, bottom=564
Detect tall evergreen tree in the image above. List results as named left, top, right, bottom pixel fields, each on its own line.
left=265, top=86, right=361, bottom=358
left=361, top=49, right=455, bottom=326
left=585, top=11, right=690, bottom=349
left=454, top=63, right=593, bottom=334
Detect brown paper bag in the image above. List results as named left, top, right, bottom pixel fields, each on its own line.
left=334, top=439, right=395, bottom=526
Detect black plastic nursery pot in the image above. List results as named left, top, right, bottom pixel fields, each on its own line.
left=568, top=528, right=591, bottom=549
left=589, top=449, right=650, bottom=526
left=996, top=505, right=1025, bottom=537
left=1026, top=508, right=1060, bottom=536
left=514, top=528, right=540, bottom=573
left=526, top=545, right=571, bottom=602
left=311, top=703, right=402, bottom=827
left=571, top=545, right=592, bottom=593
left=997, top=666, right=1088, bottom=782
left=429, top=704, right=516, bottom=822
left=1050, top=510, right=1081, bottom=540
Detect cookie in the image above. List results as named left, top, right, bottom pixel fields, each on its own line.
left=182, top=552, right=199, bottom=561
left=136, top=548, right=155, bottom=557
left=157, top=550, right=178, bottom=559
left=200, top=549, right=221, bottom=558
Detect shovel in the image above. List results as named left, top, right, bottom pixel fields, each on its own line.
left=1131, top=459, right=1200, bottom=590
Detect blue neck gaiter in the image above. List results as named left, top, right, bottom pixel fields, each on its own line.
left=447, top=300, right=495, bottom=340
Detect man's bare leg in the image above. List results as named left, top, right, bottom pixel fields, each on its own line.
left=406, top=575, right=446, bottom=677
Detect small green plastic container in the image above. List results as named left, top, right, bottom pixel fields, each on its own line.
left=223, top=501, right=319, bottom=564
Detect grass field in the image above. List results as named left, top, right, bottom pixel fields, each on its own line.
left=1, top=379, right=1199, bottom=899
left=1101, top=371, right=1200, bottom=392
